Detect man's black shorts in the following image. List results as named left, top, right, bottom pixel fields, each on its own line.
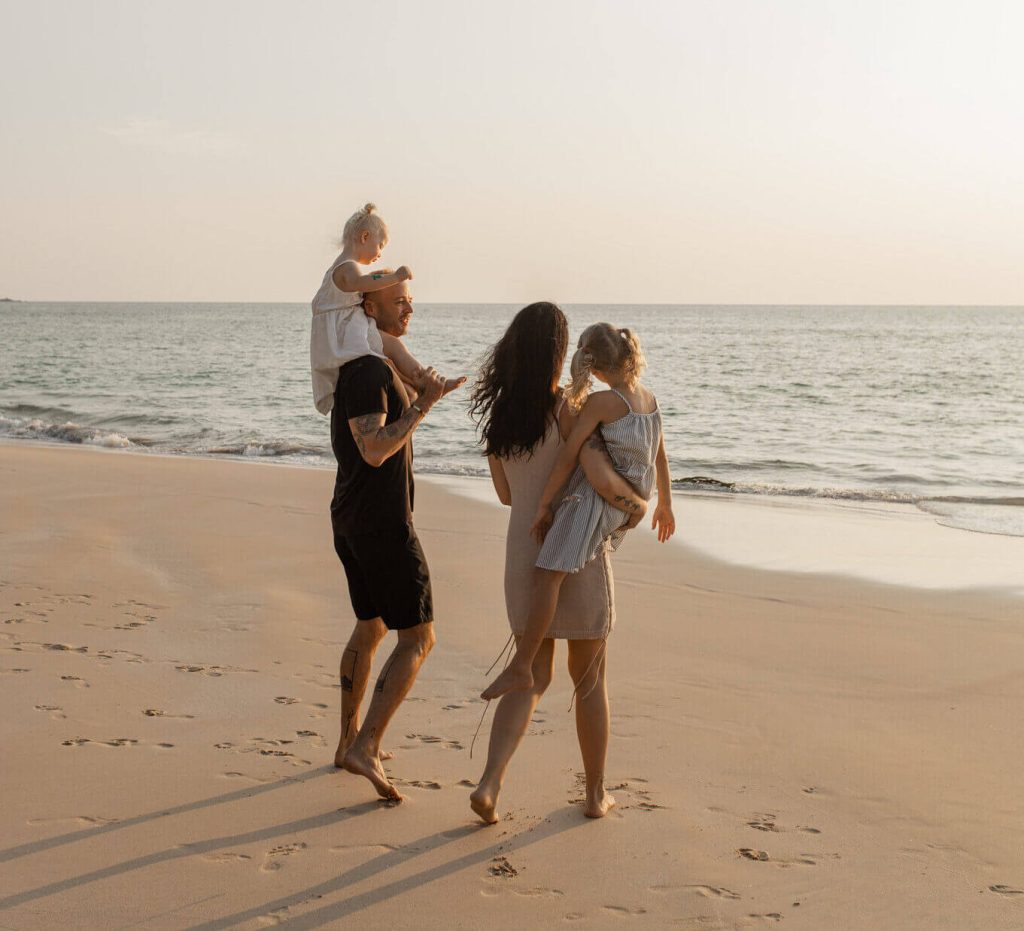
left=332, top=520, right=433, bottom=630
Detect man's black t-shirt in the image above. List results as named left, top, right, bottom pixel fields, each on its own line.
left=330, top=356, right=414, bottom=535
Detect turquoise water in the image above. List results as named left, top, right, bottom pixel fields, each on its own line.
left=1, top=302, right=1022, bottom=536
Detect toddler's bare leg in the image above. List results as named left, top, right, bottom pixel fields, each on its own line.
left=470, top=639, right=555, bottom=824
left=481, top=569, right=565, bottom=700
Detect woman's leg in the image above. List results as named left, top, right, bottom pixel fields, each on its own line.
left=481, top=568, right=565, bottom=700
left=567, top=638, right=615, bottom=818
left=471, top=638, right=556, bottom=824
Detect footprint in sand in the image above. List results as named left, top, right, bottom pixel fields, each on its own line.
left=650, top=884, right=741, bottom=901
left=989, top=885, right=1024, bottom=896
left=62, top=737, right=139, bottom=748
left=393, top=778, right=442, bottom=790
left=406, top=733, right=464, bottom=750
left=203, top=852, right=253, bottom=864
left=61, top=675, right=89, bottom=688
left=35, top=703, right=66, bottom=720
left=214, top=738, right=311, bottom=767
left=747, top=913, right=783, bottom=923
left=174, top=663, right=255, bottom=677
left=295, top=729, right=327, bottom=748
left=261, top=842, right=307, bottom=872
left=143, top=709, right=195, bottom=719
left=738, top=848, right=820, bottom=868
left=0, top=667, right=32, bottom=675
left=274, top=697, right=329, bottom=718
left=601, top=905, right=648, bottom=916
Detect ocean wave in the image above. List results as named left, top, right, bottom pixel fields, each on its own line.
left=0, top=413, right=135, bottom=449
left=201, top=441, right=327, bottom=458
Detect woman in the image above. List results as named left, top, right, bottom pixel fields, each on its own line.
left=468, top=302, right=647, bottom=822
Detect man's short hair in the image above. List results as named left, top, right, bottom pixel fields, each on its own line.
left=361, top=269, right=396, bottom=310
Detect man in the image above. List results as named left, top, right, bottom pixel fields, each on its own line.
left=330, top=274, right=452, bottom=802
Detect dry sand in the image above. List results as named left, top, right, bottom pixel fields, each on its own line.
left=1, top=444, right=1023, bottom=930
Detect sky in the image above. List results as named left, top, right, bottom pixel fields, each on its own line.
left=1, top=0, right=1023, bottom=304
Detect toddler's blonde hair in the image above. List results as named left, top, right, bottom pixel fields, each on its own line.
left=565, top=322, right=647, bottom=412
left=340, top=202, right=389, bottom=248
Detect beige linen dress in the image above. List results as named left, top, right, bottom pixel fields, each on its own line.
left=501, top=419, right=615, bottom=640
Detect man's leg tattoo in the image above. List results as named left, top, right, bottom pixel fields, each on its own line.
left=374, top=654, right=399, bottom=693
left=341, top=648, right=358, bottom=692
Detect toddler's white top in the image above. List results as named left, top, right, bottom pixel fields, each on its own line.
left=310, top=256, right=385, bottom=415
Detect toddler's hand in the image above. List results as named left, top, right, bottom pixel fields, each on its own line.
left=396, top=265, right=413, bottom=281
left=531, top=505, right=554, bottom=545
left=651, top=503, right=676, bottom=543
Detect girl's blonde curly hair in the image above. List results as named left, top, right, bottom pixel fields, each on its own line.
left=564, top=322, right=647, bottom=412
left=339, top=202, right=389, bottom=248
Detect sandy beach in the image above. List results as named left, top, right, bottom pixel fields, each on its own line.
left=2, top=443, right=1023, bottom=930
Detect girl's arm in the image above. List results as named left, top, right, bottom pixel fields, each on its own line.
left=650, top=436, right=676, bottom=542
left=531, top=392, right=620, bottom=542
left=488, top=455, right=512, bottom=506
left=332, top=262, right=412, bottom=294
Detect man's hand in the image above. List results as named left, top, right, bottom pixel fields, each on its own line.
left=416, top=366, right=445, bottom=411
left=396, top=265, right=413, bottom=281
left=531, top=504, right=555, bottom=544
left=651, top=502, right=676, bottom=542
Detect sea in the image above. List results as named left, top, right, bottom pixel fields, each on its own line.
left=1, top=302, right=1022, bottom=538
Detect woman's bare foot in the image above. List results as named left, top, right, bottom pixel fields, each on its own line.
left=341, top=747, right=402, bottom=802
left=469, top=786, right=499, bottom=824
left=481, top=664, right=533, bottom=701
left=584, top=789, right=616, bottom=819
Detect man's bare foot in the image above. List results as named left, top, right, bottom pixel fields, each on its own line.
left=469, top=786, right=499, bottom=825
left=443, top=375, right=467, bottom=396
left=481, top=665, right=533, bottom=701
left=341, top=747, right=402, bottom=802
left=584, top=789, right=616, bottom=819
left=335, top=740, right=394, bottom=768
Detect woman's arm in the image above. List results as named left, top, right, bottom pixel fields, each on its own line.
left=488, top=456, right=512, bottom=507
left=333, top=262, right=412, bottom=294
left=650, top=436, right=676, bottom=542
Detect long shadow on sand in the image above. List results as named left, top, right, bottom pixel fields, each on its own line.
left=0, top=769, right=355, bottom=911
left=188, top=805, right=587, bottom=930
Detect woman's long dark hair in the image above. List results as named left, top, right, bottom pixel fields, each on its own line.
left=470, top=302, right=569, bottom=459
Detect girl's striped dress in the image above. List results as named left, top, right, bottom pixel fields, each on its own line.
left=537, top=388, right=663, bottom=573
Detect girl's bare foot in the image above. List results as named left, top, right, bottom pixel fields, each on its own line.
left=443, top=375, right=467, bottom=396
left=584, top=789, right=616, bottom=819
left=469, top=786, right=499, bottom=824
left=481, top=665, right=533, bottom=701
left=341, top=747, right=402, bottom=802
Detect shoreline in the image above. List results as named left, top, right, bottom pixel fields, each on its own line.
left=5, top=437, right=1023, bottom=597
